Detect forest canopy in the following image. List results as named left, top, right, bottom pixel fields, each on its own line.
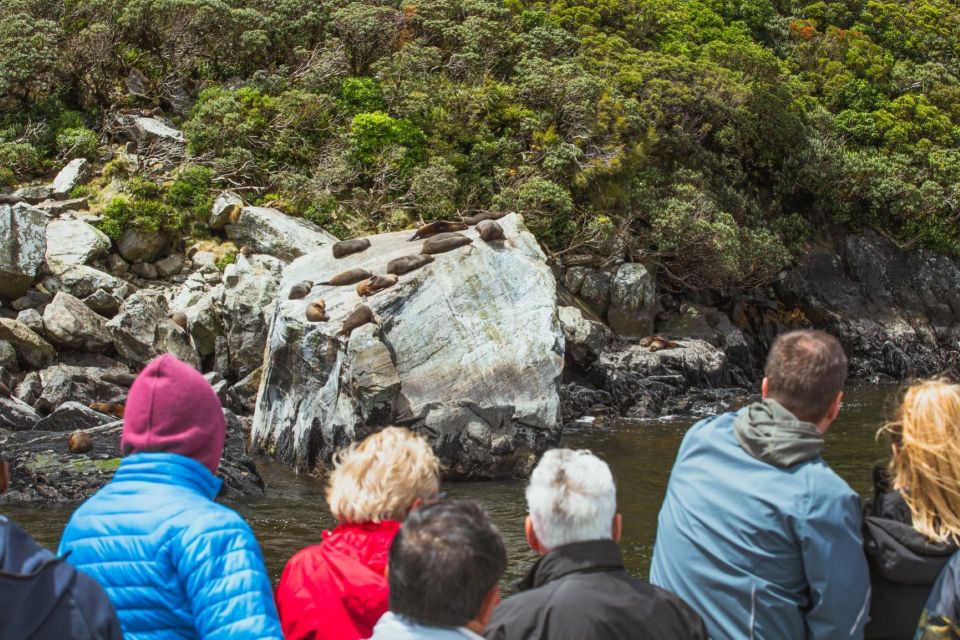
left=1, top=0, right=958, bottom=289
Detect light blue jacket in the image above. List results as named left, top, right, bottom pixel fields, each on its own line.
left=650, top=411, right=870, bottom=640
left=370, top=611, right=485, bottom=640
left=58, top=453, right=282, bottom=640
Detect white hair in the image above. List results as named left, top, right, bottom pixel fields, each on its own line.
left=526, top=448, right=617, bottom=550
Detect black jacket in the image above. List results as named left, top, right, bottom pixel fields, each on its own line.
left=484, top=540, right=707, bottom=640
left=0, top=516, right=122, bottom=640
left=863, top=466, right=957, bottom=640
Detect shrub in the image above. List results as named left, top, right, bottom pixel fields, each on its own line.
left=55, top=127, right=98, bottom=160
left=494, top=176, right=575, bottom=245
left=0, top=141, right=40, bottom=181
left=338, top=77, right=386, bottom=114
left=168, top=164, right=214, bottom=223
left=349, top=111, right=426, bottom=174
left=98, top=197, right=183, bottom=240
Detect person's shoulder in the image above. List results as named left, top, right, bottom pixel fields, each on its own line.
left=803, top=458, right=858, bottom=500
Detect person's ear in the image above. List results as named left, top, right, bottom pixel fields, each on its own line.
left=612, top=513, right=622, bottom=544
left=409, top=497, right=424, bottom=513
left=761, top=377, right=769, bottom=399
left=478, top=584, right=501, bottom=627
left=525, top=516, right=545, bottom=555
left=828, top=391, right=843, bottom=422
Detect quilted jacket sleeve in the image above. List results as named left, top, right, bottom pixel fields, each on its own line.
left=173, top=506, right=283, bottom=640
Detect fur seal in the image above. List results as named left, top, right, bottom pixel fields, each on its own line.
left=68, top=430, right=94, bottom=454
left=477, top=219, right=505, bottom=242
left=288, top=280, right=314, bottom=300
left=306, top=300, right=328, bottom=322
left=332, top=238, right=371, bottom=259
left=386, top=254, right=434, bottom=276
left=421, top=232, right=472, bottom=255
left=320, top=268, right=373, bottom=286
left=461, top=211, right=506, bottom=225
left=0, top=194, right=23, bottom=206
left=356, top=274, right=399, bottom=297
left=240, top=246, right=255, bottom=258
left=101, top=372, right=137, bottom=387
left=89, top=402, right=125, bottom=419
left=409, top=220, right=468, bottom=241
left=170, top=311, right=188, bottom=331
left=640, top=336, right=679, bottom=352
left=339, top=304, right=377, bottom=337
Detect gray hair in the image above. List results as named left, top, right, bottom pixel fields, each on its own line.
left=526, top=449, right=617, bottom=550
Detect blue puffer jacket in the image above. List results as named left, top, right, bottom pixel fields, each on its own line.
left=650, top=410, right=871, bottom=640
left=58, top=452, right=283, bottom=640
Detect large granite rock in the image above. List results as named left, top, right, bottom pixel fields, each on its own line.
left=0, top=319, right=56, bottom=369
left=0, top=396, right=40, bottom=431
left=607, top=263, right=656, bottom=338
left=221, top=256, right=279, bottom=379
left=252, top=213, right=564, bottom=478
left=209, top=191, right=243, bottom=230
left=43, top=263, right=135, bottom=315
left=46, top=219, right=111, bottom=266
left=33, top=401, right=111, bottom=432
left=34, top=361, right=131, bottom=414
left=52, top=158, right=93, bottom=197
left=42, top=292, right=112, bottom=352
left=106, top=290, right=200, bottom=368
left=116, top=229, right=169, bottom=262
left=0, top=203, right=47, bottom=298
left=558, top=305, right=611, bottom=363
left=226, top=206, right=338, bottom=262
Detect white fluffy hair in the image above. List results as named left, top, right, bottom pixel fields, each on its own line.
left=526, top=448, right=617, bottom=550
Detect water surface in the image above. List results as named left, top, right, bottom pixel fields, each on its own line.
left=5, top=385, right=895, bottom=584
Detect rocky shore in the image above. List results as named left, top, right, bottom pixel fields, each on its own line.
left=2, top=116, right=957, bottom=503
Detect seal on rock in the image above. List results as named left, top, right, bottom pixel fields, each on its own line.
left=320, top=268, right=373, bottom=286
left=89, top=402, right=125, bottom=419
left=339, top=304, right=377, bottom=337
left=356, top=274, right=399, bottom=297
left=240, top=245, right=255, bottom=258
left=421, top=232, right=472, bottom=255
left=640, top=336, right=679, bottom=352
left=386, top=254, right=434, bottom=276
left=170, top=311, right=188, bottom=331
left=0, top=194, right=23, bottom=206
left=477, top=219, right=505, bottom=242
left=68, top=430, right=94, bottom=454
left=461, top=211, right=506, bottom=225
left=288, top=280, right=314, bottom=300
left=332, top=238, right=371, bottom=259
left=306, top=300, right=328, bottom=322
left=409, top=220, right=468, bottom=241
left=102, top=372, right=137, bottom=387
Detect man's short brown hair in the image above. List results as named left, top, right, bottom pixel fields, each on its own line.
left=765, top=330, right=848, bottom=423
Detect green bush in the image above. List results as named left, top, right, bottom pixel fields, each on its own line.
left=55, top=127, right=98, bottom=160
left=98, top=197, right=183, bottom=240
left=494, top=176, right=575, bottom=245
left=349, top=111, right=427, bottom=175
left=0, top=141, right=40, bottom=181
left=338, top=77, right=385, bottom=114
left=168, top=164, right=214, bottom=222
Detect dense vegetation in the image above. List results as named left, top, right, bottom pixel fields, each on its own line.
left=1, top=0, right=958, bottom=289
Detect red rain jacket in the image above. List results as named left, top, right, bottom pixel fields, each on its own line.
left=276, top=521, right=401, bottom=640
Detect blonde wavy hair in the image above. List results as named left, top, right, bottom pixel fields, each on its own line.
left=326, top=427, right=441, bottom=523
left=881, top=379, right=960, bottom=545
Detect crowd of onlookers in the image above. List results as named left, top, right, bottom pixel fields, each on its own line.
left=3, top=330, right=960, bottom=639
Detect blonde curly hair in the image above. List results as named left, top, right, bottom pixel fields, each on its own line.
left=882, top=379, right=960, bottom=545
left=326, top=427, right=441, bottom=524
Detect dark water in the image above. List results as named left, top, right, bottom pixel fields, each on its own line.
left=5, top=385, right=896, bottom=585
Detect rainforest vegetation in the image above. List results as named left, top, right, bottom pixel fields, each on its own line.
left=1, top=0, right=958, bottom=289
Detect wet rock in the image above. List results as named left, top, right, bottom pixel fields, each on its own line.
left=52, top=158, right=93, bottom=198
left=13, top=185, right=54, bottom=204
left=0, top=340, right=17, bottom=372
left=42, top=292, right=112, bottom=352
left=607, top=263, right=656, bottom=338
left=252, top=214, right=563, bottom=478
left=154, top=254, right=183, bottom=277
left=226, top=206, right=337, bottom=262
left=559, top=382, right=615, bottom=423
left=226, top=367, right=262, bottom=414
left=117, top=229, right=168, bottom=263
left=0, top=319, right=56, bottom=369
left=0, top=203, right=48, bottom=298
left=558, top=306, right=611, bottom=363
left=0, top=396, right=40, bottom=431
left=33, top=401, right=111, bottom=432
left=209, top=191, right=243, bottom=230
left=15, top=308, right=43, bottom=335
left=45, top=219, right=111, bottom=266
left=218, top=410, right=265, bottom=500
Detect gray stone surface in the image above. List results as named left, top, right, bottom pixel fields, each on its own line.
left=221, top=256, right=279, bottom=379
left=0, top=340, right=17, bottom=372
left=44, top=263, right=135, bottom=312
left=34, top=362, right=130, bottom=414
left=33, top=401, right=111, bottom=432
left=252, top=213, right=564, bottom=478
left=226, top=206, right=337, bottom=262
left=0, top=203, right=48, bottom=298
left=558, top=306, right=611, bottom=363
left=116, top=229, right=168, bottom=262
left=107, top=290, right=200, bottom=368
left=13, top=185, right=54, bottom=204
left=15, top=308, right=43, bottom=335
left=42, top=292, right=112, bottom=352
left=154, top=254, right=183, bottom=277
left=52, top=159, right=93, bottom=197
left=209, top=191, right=243, bottom=230
left=607, top=262, right=656, bottom=338
left=133, top=116, right=185, bottom=144
left=0, top=396, right=39, bottom=431
left=36, top=198, right=89, bottom=216
left=45, top=219, right=111, bottom=266
left=0, top=319, right=55, bottom=369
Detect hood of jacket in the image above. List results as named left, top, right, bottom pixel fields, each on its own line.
left=370, top=611, right=482, bottom=640
left=0, top=516, right=75, bottom=638
left=864, top=489, right=957, bottom=585
left=733, top=398, right=823, bottom=467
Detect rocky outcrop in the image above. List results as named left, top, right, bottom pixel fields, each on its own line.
left=116, top=229, right=169, bottom=262
left=42, top=292, right=113, bottom=352
left=252, top=214, right=564, bottom=478
left=106, top=290, right=200, bottom=368
left=52, top=159, right=92, bottom=197
left=209, top=191, right=243, bottom=230
left=226, top=206, right=338, bottom=262
left=558, top=306, right=611, bottom=363
left=0, top=203, right=47, bottom=298
left=563, top=262, right=657, bottom=339
left=46, top=219, right=111, bottom=266
left=0, top=319, right=56, bottom=369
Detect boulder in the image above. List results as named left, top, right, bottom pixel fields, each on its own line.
left=0, top=203, right=48, bottom=298
left=209, top=191, right=243, bottom=230
left=607, top=263, right=656, bottom=338
left=106, top=254, right=129, bottom=277
left=52, top=158, right=93, bottom=197
left=131, top=262, right=158, bottom=279
left=565, top=267, right=612, bottom=317
left=12, top=372, right=42, bottom=406
left=11, top=290, right=51, bottom=312
left=15, top=308, right=43, bottom=335
left=33, top=401, right=111, bottom=432
left=106, top=290, right=200, bottom=368
left=34, top=362, right=130, bottom=414
left=154, top=254, right=183, bottom=277
left=116, top=229, right=168, bottom=262
left=35, top=198, right=89, bottom=216
left=44, top=263, right=135, bottom=312
left=0, top=340, right=17, bottom=372
left=0, top=396, right=39, bottom=431
left=251, top=213, right=564, bottom=478
left=133, top=116, right=185, bottom=144
left=181, top=287, right=224, bottom=357
left=42, top=292, right=113, bottom=352
left=558, top=306, right=611, bottom=363
left=226, top=206, right=338, bottom=262
left=0, top=319, right=55, bottom=369
left=13, top=185, right=54, bottom=204
left=45, top=219, right=111, bottom=266
left=221, top=256, right=279, bottom=378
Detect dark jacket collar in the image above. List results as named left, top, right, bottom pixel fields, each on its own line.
left=515, top=539, right=625, bottom=593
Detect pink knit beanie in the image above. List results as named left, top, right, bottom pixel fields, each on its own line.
left=120, top=354, right=226, bottom=474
